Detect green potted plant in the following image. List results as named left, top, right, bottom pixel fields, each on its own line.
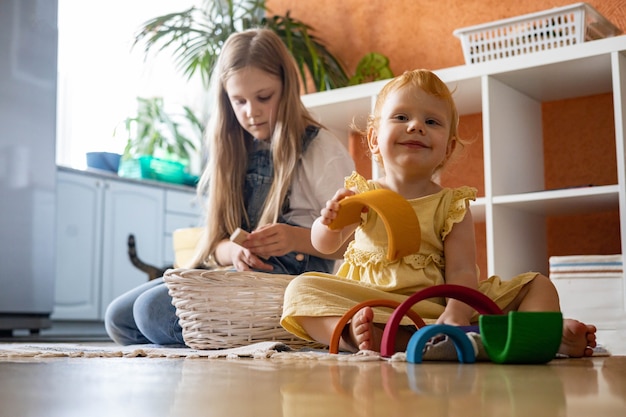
left=132, top=0, right=349, bottom=92
left=116, top=96, right=204, bottom=185
left=348, top=52, right=394, bottom=85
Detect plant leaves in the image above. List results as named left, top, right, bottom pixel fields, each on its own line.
left=133, top=0, right=349, bottom=92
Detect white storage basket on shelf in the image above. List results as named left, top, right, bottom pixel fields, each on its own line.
left=453, top=2, right=621, bottom=64
left=164, top=268, right=323, bottom=350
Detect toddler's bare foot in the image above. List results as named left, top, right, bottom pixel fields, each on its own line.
left=349, top=306, right=382, bottom=352
left=559, top=319, right=597, bottom=358
left=344, top=307, right=416, bottom=353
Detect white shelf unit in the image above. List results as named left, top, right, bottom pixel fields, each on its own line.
left=302, top=35, right=626, bottom=313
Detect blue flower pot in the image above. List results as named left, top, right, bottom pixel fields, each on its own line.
left=86, top=152, right=121, bottom=173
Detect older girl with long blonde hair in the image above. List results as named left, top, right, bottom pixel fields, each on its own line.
left=105, top=28, right=354, bottom=345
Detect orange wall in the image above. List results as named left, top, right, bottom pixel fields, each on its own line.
left=267, top=0, right=626, bottom=75
left=267, top=0, right=625, bottom=277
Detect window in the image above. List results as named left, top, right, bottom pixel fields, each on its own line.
left=56, top=0, right=204, bottom=170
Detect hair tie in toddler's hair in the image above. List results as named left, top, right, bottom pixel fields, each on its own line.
left=328, top=189, right=420, bottom=261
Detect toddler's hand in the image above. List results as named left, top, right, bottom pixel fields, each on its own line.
left=319, top=188, right=355, bottom=227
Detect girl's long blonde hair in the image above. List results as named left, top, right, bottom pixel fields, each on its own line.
left=190, top=28, right=320, bottom=268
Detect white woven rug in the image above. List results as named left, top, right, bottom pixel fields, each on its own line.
left=0, top=333, right=486, bottom=361
left=0, top=341, right=401, bottom=361
left=1, top=338, right=607, bottom=360
left=0, top=341, right=418, bottom=361
left=0, top=341, right=293, bottom=359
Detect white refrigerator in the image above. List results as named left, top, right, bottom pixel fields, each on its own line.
left=0, top=0, right=57, bottom=335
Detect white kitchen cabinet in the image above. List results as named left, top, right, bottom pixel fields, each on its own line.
left=53, top=170, right=166, bottom=320
left=302, top=35, right=626, bottom=332
left=53, top=171, right=104, bottom=320
left=99, top=177, right=165, bottom=318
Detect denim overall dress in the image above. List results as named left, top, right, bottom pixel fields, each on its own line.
left=243, top=126, right=335, bottom=275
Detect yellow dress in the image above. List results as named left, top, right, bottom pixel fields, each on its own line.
left=280, top=172, right=537, bottom=341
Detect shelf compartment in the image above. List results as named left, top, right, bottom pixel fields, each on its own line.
left=488, top=205, right=548, bottom=278
left=493, top=53, right=613, bottom=102
left=484, top=75, right=544, bottom=197
left=492, top=184, right=619, bottom=215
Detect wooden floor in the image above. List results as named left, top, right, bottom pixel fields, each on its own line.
left=1, top=353, right=625, bottom=416
left=1, top=322, right=625, bottom=416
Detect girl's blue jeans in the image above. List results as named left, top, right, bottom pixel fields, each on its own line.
left=105, top=277, right=185, bottom=345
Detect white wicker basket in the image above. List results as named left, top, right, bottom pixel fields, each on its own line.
left=453, top=3, right=621, bottom=64
left=164, top=268, right=319, bottom=350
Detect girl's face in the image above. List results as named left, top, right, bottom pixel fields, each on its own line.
left=225, top=66, right=283, bottom=141
left=370, top=85, right=453, bottom=178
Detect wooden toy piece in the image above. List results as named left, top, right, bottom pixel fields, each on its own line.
left=479, top=311, right=563, bottom=364
left=328, top=299, right=426, bottom=354
left=327, top=189, right=420, bottom=261
left=406, top=324, right=476, bottom=364
left=380, top=284, right=503, bottom=358
left=230, top=228, right=249, bottom=246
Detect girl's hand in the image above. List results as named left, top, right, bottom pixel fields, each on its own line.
left=228, top=241, right=274, bottom=272
left=242, top=223, right=297, bottom=259
left=319, top=188, right=355, bottom=227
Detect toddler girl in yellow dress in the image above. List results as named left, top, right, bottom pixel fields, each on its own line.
left=280, top=69, right=596, bottom=358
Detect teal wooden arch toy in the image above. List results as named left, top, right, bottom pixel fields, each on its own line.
left=406, top=324, right=476, bottom=364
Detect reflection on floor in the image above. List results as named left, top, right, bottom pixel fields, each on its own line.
left=1, top=351, right=625, bottom=416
